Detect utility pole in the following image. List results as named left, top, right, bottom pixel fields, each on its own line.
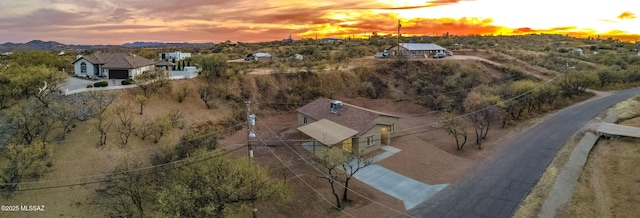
left=246, top=99, right=255, bottom=158
left=397, top=20, right=401, bottom=58
left=245, top=99, right=257, bottom=218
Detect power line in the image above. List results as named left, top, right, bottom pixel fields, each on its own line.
left=7, top=142, right=247, bottom=187
left=257, top=117, right=416, bottom=218
left=16, top=145, right=245, bottom=192
left=255, top=134, right=356, bottom=218
left=0, top=122, right=246, bottom=170
left=257, top=72, right=562, bottom=145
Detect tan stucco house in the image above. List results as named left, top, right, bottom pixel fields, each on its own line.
left=73, top=53, right=155, bottom=79
left=297, top=98, right=400, bottom=156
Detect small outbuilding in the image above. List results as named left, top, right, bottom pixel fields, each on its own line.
left=255, top=52, right=273, bottom=63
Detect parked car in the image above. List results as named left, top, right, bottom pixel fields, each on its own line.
left=445, top=51, right=453, bottom=56
left=433, top=52, right=446, bottom=59
left=244, top=54, right=255, bottom=61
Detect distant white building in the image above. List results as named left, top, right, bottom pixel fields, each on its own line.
left=387, top=43, right=447, bottom=58
left=573, top=48, right=584, bottom=56
left=289, top=54, right=303, bottom=60
left=159, top=51, right=191, bottom=61
left=255, top=52, right=273, bottom=63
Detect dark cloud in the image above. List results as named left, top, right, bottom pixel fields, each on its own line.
left=0, top=8, right=92, bottom=29
left=617, top=11, right=636, bottom=20
left=240, top=9, right=333, bottom=25
left=513, top=26, right=576, bottom=34
left=82, top=24, right=164, bottom=31
left=375, top=0, right=474, bottom=10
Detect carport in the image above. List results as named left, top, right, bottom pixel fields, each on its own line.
left=297, top=119, right=358, bottom=155
left=108, top=70, right=129, bottom=79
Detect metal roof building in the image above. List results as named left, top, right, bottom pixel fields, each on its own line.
left=387, top=43, right=447, bottom=59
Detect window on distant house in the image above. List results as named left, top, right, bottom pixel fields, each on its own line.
left=303, top=116, right=308, bottom=125
left=389, top=124, right=395, bottom=133
left=366, top=136, right=374, bottom=147
left=80, top=62, right=87, bottom=74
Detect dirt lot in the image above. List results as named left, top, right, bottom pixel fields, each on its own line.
left=567, top=116, right=640, bottom=217
left=2, top=79, right=233, bottom=217
left=219, top=97, right=548, bottom=217
left=2, top=78, right=574, bottom=217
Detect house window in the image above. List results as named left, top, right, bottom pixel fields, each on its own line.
left=366, top=136, right=374, bottom=147
left=303, top=116, right=308, bottom=125
left=80, top=62, right=87, bottom=74
left=389, top=124, right=395, bottom=133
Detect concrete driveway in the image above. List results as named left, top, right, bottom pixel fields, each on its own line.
left=63, top=77, right=123, bottom=91
left=354, top=164, right=448, bottom=210
left=301, top=143, right=448, bottom=210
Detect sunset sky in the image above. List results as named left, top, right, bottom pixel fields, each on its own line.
left=0, top=0, right=638, bottom=45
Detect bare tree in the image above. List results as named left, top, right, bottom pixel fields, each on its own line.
left=95, top=160, right=149, bottom=217
left=114, top=104, right=136, bottom=147
left=94, top=113, right=113, bottom=148
left=51, top=99, right=79, bottom=140
left=464, top=92, right=496, bottom=149
left=442, top=112, right=468, bottom=150
left=340, top=153, right=372, bottom=202
left=316, top=149, right=345, bottom=210
left=83, top=91, right=119, bottom=117
left=151, top=116, right=172, bottom=144
left=480, top=105, right=500, bottom=139
left=198, top=85, right=214, bottom=109
left=136, top=70, right=168, bottom=98
left=137, top=117, right=153, bottom=140
left=166, top=109, right=185, bottom=129
left=135, top=95, right=148, bottom=115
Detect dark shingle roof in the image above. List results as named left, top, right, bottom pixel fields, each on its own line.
left=297, top=98, right=400, bottom=136
left=73, top=53, right=156, bottom=69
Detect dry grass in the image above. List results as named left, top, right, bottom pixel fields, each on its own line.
left=2, top=80, right=233, bottom=217
left=514, top=96, right=640, bottom=218
left=568, top=137, right=640, bottom=217
left=512, top=129, right=586, bottom=218
left=567, top=115, right=640, bottom=217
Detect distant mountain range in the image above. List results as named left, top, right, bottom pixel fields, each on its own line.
left=0, top=40, right=93, bottom=51
left=0, top=40, right=216, bottom=51
left=122, top=41, right=215, bottom=47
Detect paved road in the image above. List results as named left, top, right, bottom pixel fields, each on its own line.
left=410, top=87, right=640, bottom=218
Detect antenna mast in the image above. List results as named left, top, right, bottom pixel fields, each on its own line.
left=397, top=20, right=401, bottom=58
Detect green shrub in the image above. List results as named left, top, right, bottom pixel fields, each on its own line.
left=86, top=84, right=93, bottom=88
left=121, top=78, right=134, bottom=85
left=93, top=81, right=108, bottom=87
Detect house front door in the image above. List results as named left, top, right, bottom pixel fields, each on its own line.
left=343, top=138, right=352, bottom=153
left=381, top=128, right=389, bottom=145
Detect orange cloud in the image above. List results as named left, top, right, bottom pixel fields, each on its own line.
left=617, top=11, right=636, bottom=20
left=0, top=0, right=637, bottom=44
left=375, top=0, right=473, bottom=10
left=512, top=26, right=577, bottom=34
